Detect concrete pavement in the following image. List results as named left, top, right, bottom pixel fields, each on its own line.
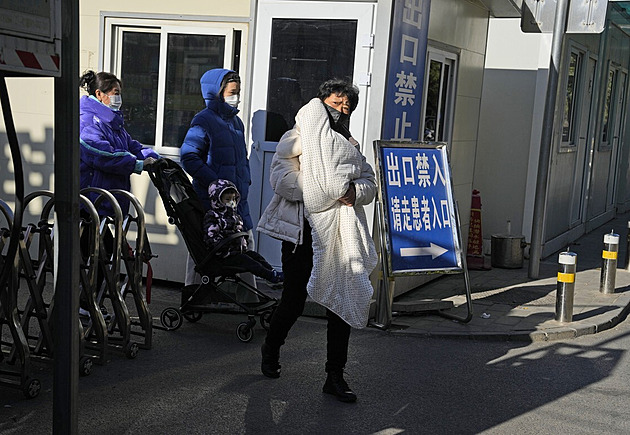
left=386, top=213, right=630, bottom=341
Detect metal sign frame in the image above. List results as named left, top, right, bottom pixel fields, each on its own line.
left=375, top=141, right=463, bottom=274
left=372, top=140, right=473, bottom=325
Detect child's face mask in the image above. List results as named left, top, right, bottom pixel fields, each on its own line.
left=221, top=191, right=238, bottom=209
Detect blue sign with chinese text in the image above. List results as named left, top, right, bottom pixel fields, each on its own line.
left=382, top=0, right=431, bottom=141
left=377, top=142, right=462, bottom=274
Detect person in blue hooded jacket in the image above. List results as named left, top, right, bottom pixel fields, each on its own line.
left=180, top=68, right=256, bottom=291
left=180, top=68, right=252, bottom=225
left=79, top=70, right=159, bottom=217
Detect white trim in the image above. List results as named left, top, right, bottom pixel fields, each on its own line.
left=421, top=46, right=458, bottom=145
left=100, top=11, right=250, bottom=23
left=558, top=42, right=587, bottom=152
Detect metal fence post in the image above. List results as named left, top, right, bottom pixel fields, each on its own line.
left=600, top=232, right=619, bottom=294
left=555, top=251, right=577, bottom=323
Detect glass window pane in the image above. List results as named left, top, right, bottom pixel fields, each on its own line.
left=438, top=63, right=450, bottom=141
left=265, top=19, right=357, bottom=141
left=562, top=52, right=580, bottom=144
left=423, top=60, right=442, bottom=141
left=162, top=33, right=226, bottom=148
left=120, top=31, right=160, bottom=145
left=602, top=69, right=615, bottom=143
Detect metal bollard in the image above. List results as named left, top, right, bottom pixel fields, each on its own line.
left=555, top=251, right=577, bottom=323
left=600, top=231, right=619, bottom=294
left=625, top=221, right=630, bottom=272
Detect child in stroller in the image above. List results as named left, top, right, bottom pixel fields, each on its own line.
left=203, top=179, right=284, bottom=285
left=147, top=158, right=279, bottom=341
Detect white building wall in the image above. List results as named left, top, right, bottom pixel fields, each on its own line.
left=429, top=0, right=490, bottom=239
left=475, top=18, right=551, bottom=248
left=392, top=0, right=493, bottom=294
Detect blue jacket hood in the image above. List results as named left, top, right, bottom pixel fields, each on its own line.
left=200, top=68, right=233, bottom=105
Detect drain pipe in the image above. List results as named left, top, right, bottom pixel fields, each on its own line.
left=529, top=0, right=570, bottom=279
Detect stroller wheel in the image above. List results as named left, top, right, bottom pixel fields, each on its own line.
left=236, top=322, right=254, bottom=342
left=125, top=342, right=140, bottom=359
left=23, top=378, right=41, bottom=399
left=260, top=310, right=273, bottom=331
left=183, top=311, right=203, bottom=323
left=160, top=307, right=183, bottom=331
left=79, top=356, right=93, bottom=377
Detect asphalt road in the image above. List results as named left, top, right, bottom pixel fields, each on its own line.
left=2, top=285, right=630, bottom=434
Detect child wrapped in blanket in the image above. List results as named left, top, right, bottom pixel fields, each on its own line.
left=203, top=179, right=283, bottom=283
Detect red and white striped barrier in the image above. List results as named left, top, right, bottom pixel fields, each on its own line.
left=0, top=48, right=60, bottom=76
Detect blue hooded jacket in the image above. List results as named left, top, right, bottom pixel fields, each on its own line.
left=79, top=95, right=159, bottom=216
left=180, top=68, right=253, bottom=230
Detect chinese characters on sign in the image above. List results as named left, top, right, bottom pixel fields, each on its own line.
left=467, top=191, right=483, bottom=256
left=379, top=143, right=462, bottom=273
left=382, top=0, right=431, bottom=141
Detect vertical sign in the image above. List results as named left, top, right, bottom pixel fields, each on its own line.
left=382, top=0, right=431, bottom=141
left=376, top=141, right=462, bottom=274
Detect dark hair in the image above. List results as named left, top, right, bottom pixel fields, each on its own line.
left=317, top=79, right=359, bottom=113
left=219, top=71, right=241, bottom=100
left=79, top=70, right=121, bottom=96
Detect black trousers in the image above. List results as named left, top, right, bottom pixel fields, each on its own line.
left=220, top=250, right=275, bottom=281
left=264, top=220, right=351, bottom=373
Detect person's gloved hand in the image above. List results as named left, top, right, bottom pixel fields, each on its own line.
left=143, top=156, right=157, bottom=169
left=141, top=148, right=160, bottom=159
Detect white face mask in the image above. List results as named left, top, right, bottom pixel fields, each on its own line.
left=108, top=94, right=122, bottom=111
left=225, top=199, right=237, bottom=209
left=224, top=94, right=240, bottom=108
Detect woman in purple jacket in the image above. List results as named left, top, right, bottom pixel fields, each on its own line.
left=79, top=70, right=159, bottom=217
left=78, top=71, right=159, bottom=314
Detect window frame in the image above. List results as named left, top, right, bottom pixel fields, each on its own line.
left=102, top=16, right=247, bottom=157
left=558, top=45, right=585, bottom=151
left=420, top=46, right=458, bottom=145
left=598, top=60, right=625, bottom=151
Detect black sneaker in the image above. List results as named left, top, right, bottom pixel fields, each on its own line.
left=261, top=343, right=281, bottom=378
left=323, top=371, right=357, bottom=403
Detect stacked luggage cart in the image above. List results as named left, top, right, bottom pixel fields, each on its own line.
left=0, top=189, right=154, bottom=398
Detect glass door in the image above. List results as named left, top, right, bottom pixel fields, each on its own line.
left=249, top=1, right=375, bottom=267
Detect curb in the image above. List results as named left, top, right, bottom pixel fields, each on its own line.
left=384, top=298, right=630, bottom=342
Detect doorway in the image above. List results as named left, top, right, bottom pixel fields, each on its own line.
left=248, top=1, right=376, bottom=267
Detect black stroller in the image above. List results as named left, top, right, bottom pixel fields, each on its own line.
left=146, top=158, right=278, bottom=342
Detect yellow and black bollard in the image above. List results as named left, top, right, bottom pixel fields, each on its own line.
left=600, top=231, right=619, bottom=294
left=555, top=251, right=577, bottom=323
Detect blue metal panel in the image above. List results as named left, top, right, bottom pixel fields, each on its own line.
left=382, top=0, right=431, bottom=141
left=377, top=142, right=462, bottom=274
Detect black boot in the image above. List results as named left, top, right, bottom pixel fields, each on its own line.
left=261, top=343, right=281, bottom=378
left=323, top=371, right=357, bottom=403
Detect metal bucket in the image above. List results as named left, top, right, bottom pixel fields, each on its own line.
left=491, top=234, right=525, bottom=269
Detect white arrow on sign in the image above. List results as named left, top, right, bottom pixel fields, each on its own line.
left=400, top=243, right=448, bottom=259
